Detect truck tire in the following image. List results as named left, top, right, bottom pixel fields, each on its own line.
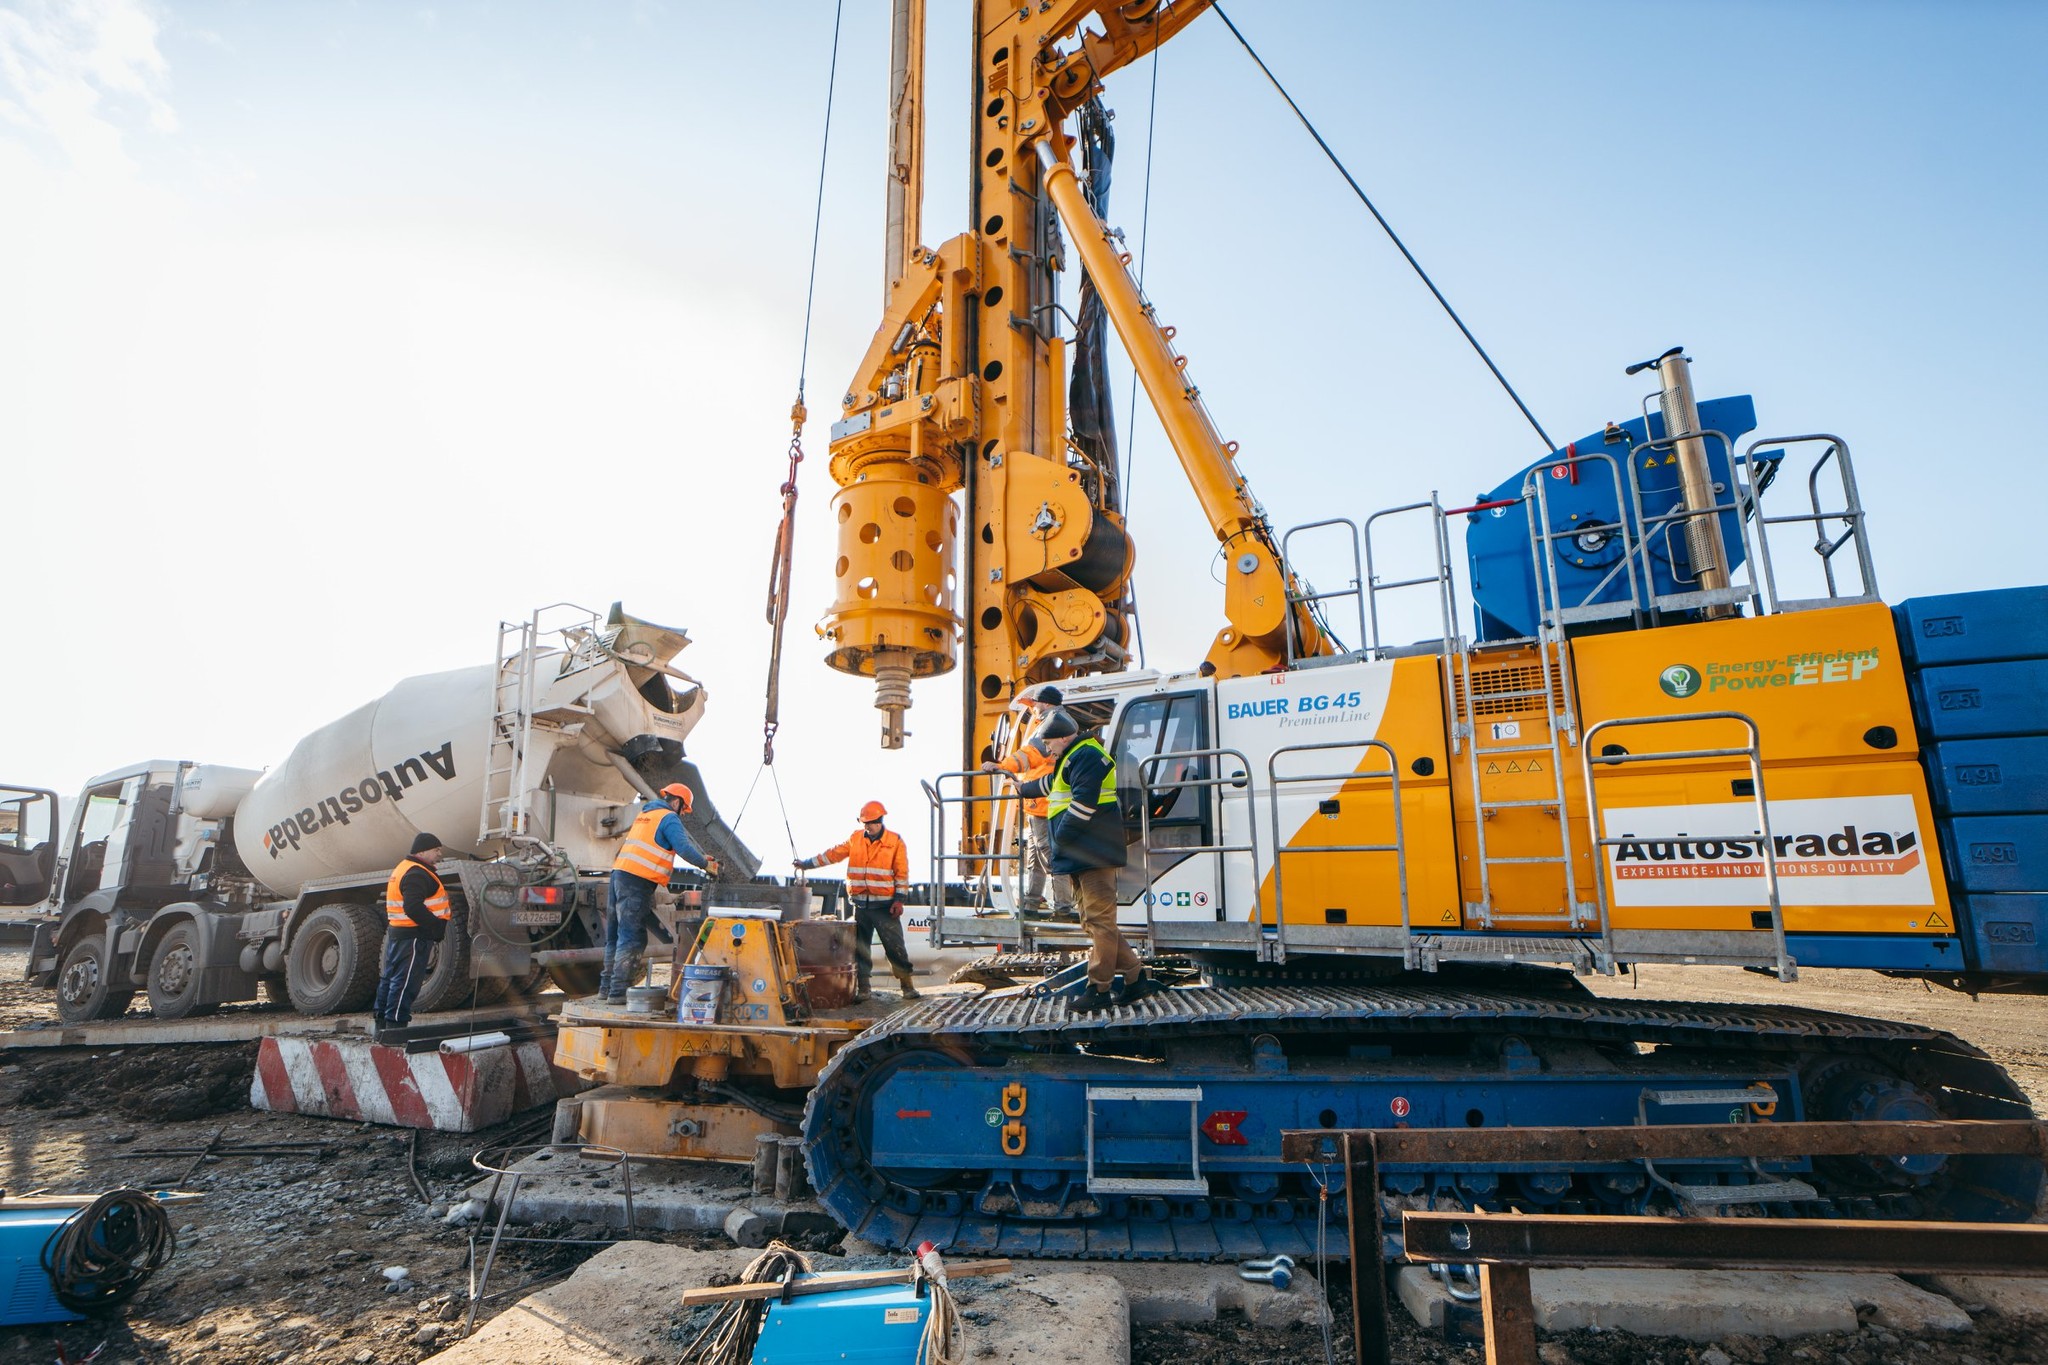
left=544, top=915, right=600, bottom=998
left=409, top=903, right=475, bottom=1015
left=145, top=921, right=219, bottom=1020
left=467, top=974, right=511, bottom=1007
left=55, top=932, right=134, bottom=1024
left=287, top=902, right=385, bottom=1015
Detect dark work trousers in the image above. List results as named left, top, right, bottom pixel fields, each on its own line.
left=602, top=870, right=657, bottom=999
left=852, top=899, right=915, bottom=990
left=374, top=933, right=432, bottom=1027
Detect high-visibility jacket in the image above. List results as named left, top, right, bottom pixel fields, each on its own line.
left=385, top=858, right=451, bottom=926
left=612, top=806, right=676, bottom=884
left=1043, top=737, right=1126, bottom=873
left=996, top=741, right=1055, bottom=818
left=807, top=828, right=910, bottom=904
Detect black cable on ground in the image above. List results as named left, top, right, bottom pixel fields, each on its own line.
left=1211, top=4, right=1557, bottom=454
left=41, top=1188, right=175, bottom=1313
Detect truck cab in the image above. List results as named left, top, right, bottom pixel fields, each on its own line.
left=18, top=761, right=264, bottom=1023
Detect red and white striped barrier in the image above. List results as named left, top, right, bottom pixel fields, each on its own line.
left=250, top=1035, right=570, bottom=1132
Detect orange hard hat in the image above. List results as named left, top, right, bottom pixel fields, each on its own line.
left=859, top=800, right=886, bottom=822
left=660, top=782, right=695, bottom=813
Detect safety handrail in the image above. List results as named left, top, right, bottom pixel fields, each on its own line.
left=1622, top=428, right=1767, bottom=618
left=1738, top=434, right=1878, bottom=611
left=1520, top=448, right=1650, bottom=633
left=1265, top=740, right=1407, bottom=960
left=1135, top=747, right=1268, bottom=956
left=1280, top=517, right=1368, bottom=664
left=921, top=770, right=1026, bottom=949
left=1580, top=712, right=1791, bottom=981
left=1361, top=494, right=1467, bottom=758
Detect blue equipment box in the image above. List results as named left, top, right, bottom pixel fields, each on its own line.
left=752, top=1281, right=931, bottom=1364
left=1941, top=815, right=2048, bottom=894
left=1959, top=893, right=2048, bottom=975
left=1910, top=659, right=2048, bottom=740
left=1928, top=738, right=2048, bottom=815
left=0, top=1205, right=83, bottom=1326
left=1896, top=586, right=2048, bottom=667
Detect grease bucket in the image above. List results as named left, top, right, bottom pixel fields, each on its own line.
left=678, top=964, right=730, bottom=1023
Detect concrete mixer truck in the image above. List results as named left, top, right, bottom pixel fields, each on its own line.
left=15, top=603, right=773, bottom=1025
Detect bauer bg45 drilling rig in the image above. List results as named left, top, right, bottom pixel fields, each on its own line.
left=790, top=0, right=2048, bottom=1260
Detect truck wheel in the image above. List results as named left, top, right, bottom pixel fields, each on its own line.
left=55, top=932, right=134, bottom=1024
left=544, top=917, right=600, bottom=998
left=468, top=975, right=511, bottom=1006
left=287, top=902, right=385, bottom=1015
left=145, top=922, right=218, bottom=1020
left=409, top=903, right=475, bottom=1015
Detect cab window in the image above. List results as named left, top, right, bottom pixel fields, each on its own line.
left=1111, top=692, right=1211, bottom=829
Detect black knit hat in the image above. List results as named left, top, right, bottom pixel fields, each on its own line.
left=409, top=832, right=445, bottom=855
left=1036, top=711, right=1079, bottom=741
left=1034, top=685, right=1064, bottom=706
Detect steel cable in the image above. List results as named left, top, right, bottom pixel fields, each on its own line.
left=1211, top=4, right=1556, bottom=454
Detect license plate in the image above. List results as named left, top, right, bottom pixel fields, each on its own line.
left=511, top=909, right=564, bottom=926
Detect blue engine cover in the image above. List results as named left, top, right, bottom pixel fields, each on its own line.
left=752, top=1282, right=930, bottom=1364
left=1467, top=395, right=1758, bottom=642
left=1896, top=586, right=2048, bottom=667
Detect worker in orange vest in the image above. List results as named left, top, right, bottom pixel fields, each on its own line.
left=375, top=832, right=451, bottom=1036
left=604, top=782, right=717, bottom=1003
left=982, top=684, right=1075, bottom=919
left=795, top=801, right=920, bottom=1002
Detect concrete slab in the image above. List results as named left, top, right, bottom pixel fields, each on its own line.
left=1395, top=1266, right=1969, bottom=1340
left=463, top=1149, right=753, bottom=1234
left=0, top=998, right=559, bottom=1049
left=424, top=1242, right=1128, bottom=1365
left=1927, top=1273, right=2048, bottom=1321
left=1033, top=1259, right=1329, bottom=1330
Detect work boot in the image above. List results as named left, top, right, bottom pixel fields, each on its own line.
left=1115, top=974, right=1167, bottom=1006
left=894, top=970, right=922, bottom=1001
left=853, top=976, right=872, bottom=1004
left=1069, top=986, right=1116, bottom=1014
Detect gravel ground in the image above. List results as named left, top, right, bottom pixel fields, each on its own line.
left=5, top=948, right=2047, bottom=1365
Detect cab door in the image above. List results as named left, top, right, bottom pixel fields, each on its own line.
left=0, top=785, right=59, bottom=907
left=1109, top=691, right=1220, bottom=925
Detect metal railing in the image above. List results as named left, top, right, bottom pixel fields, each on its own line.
left=1135, top=748, right=1268, bottom=956
left=1739, top=433, right=1879, bottom=611
left=1265, top=739, right=1407, bottom=963
left=920, top=771, right=1026, bottom=947
left=1280, top=517, right=1367, bottom=665
left=1580, top=711, right=1792, bottom=981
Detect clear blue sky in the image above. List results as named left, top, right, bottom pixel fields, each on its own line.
left=3, top=1, right=2043, bottom=860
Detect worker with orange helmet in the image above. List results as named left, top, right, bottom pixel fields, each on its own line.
left=795, top=801, right=919, bottom=1002
left=602, top=781, right=718, bottom=1004
left=982, top=684, right=1075, bottom=920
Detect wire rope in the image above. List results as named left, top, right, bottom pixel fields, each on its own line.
left=1118, top=30, right=1163, bottom=669
left=1211, top=4, right=1556, bottom=453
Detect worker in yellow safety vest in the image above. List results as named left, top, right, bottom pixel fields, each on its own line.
left=981, top=684, right=1075, bottom=920
left=603, top=782, right=718, bottom=1003
left=374, top=832, right=452, bottom=1035
left=1018, top=713, right=1167, bottom=1014
left=795, top=801, right=920, bottom=1002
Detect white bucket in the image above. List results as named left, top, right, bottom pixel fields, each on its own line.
left=678, top=964, right=730, bottom=1023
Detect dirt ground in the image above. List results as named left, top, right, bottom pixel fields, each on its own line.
left=4, top=949, right=2047, bottom=1365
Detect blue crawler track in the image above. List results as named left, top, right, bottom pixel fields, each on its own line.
left=800, top=983, right=2042, bottom=1260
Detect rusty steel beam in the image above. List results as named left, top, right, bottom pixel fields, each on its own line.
left=1400, top=1211, right=2048, bottom=1274
left=1281, top=1119, right=2048, bottom=1166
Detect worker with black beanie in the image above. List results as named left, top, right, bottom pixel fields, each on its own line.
left=374, top=832, right=451, bottom=1036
